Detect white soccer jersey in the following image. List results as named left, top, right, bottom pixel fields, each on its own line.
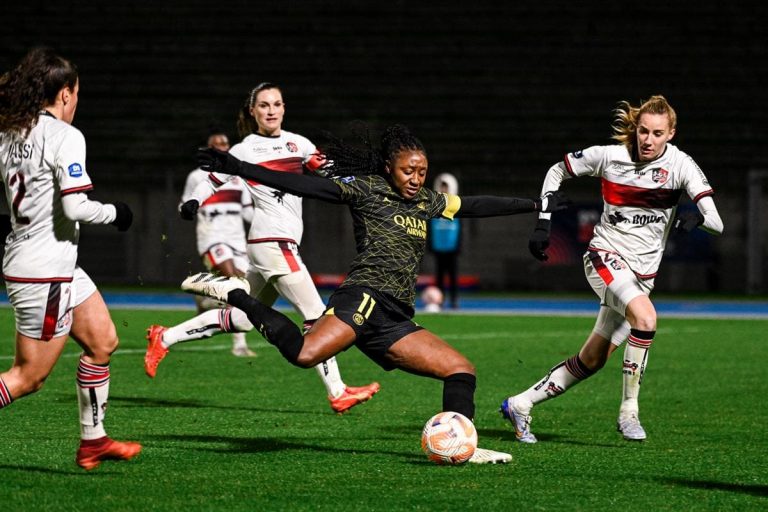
left=1, top=113, right=95, bottom=281
left=562, top=143, right=713, bottom=278
left=181, top=168, right=250, bottom=255
left=208, top=130, right=316, bottom=245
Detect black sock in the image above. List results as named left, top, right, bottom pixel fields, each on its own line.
left=442, top=373, right=476, bottom=420
left=227, top=289, right=305, bottom=366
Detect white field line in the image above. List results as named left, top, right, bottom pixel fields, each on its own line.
left=0, top=326, right=698, bottom=361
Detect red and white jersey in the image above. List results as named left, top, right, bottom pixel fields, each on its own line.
left=208, top=131, right=316, bottom=245
left=1, top=113, right=94, bottom=281
left=563, top=143, right=713, bottom=278
left=181, top=168, right=250, bottom=256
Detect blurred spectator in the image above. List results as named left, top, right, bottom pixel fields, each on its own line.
left=428, top=173, right=461, bottom=308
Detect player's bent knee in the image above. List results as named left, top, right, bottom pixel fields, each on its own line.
left=295, top=348, right=324, bottom=368
left=633, top=314, right=657, bottom=332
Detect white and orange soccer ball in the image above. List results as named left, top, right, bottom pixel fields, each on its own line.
left=421, top=411, right=477, bottom=464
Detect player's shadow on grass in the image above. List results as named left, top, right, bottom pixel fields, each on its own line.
left=154, top=433, right=423, bottom=462
left=98, top=395, right=317, bottom=415
left=657, top=477, right=768, bottom=497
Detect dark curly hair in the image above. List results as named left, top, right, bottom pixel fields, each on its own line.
left=0, top=47, right=78, bottom=136
left=320, top=123, right=426, bottom=177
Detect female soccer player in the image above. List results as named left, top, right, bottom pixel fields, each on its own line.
left=188, top=124, right=570, bottom=463
left=0, top=47, right=140, bottom=469
left=500, top=95, right=724, bottom=443
left=179, top=129, right=257, bottom=357
left=145, top=83, right=380, bottom=413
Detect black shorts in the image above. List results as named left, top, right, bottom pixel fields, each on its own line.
left=326, top=285, right=423, bottom=370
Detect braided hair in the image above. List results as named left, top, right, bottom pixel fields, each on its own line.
left=320, top=123, right=427, bottom=177
left=0, top=47, right=78, bottom=136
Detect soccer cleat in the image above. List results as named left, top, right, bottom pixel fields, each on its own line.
left=76, top=437, right=142, bottom=470
left=617, top=412, right=647, bottom=441
left=500, top=396, right=537, bottom=443
left=181, top=272, right=250, bottom=303
left=468, top=447, right=512, bottom=464
left=144, top=325, right=169, bottom=378
left=231, top=345, right=257, bottom=357
left=329, top=382, right=381, bottom=414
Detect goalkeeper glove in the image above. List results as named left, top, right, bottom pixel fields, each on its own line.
left=673, top=211, right=705, bottom=233
left=180, top=199, right=199, bottom=220
left=534, top=191, right=571, bottom=213
left=528, top=218, right=551, bottom=261
left=111, top=202, right=133, bottom=232
left=197, top=147, right=241, bottom=175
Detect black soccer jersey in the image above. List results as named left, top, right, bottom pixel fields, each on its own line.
left=333, top=175, right=460, bottom=308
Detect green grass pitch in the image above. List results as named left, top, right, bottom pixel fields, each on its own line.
left=0, top=308, right=766, bottom=511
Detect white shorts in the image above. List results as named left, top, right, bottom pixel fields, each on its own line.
left=202, top=243, right=248, bottom=273
left=584, top=249, right=654, bottom=317
left=247, top=240, right=306, bottom=281
left=246, top=241, right=325, bottom=321
left=6, top=266, right=97, bottom=341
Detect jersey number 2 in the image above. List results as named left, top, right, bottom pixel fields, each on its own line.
left=8, top=171, right=31, bottom=225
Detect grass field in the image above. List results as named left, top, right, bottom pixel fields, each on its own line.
left=0, top=307, right=766, bottom=511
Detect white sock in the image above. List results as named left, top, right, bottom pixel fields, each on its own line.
left=163, top=308, right=252, bottom=348
left=620, top=330, right=653, bottom=416
left=76, top=358, right=109, bottom=440
left=315, top=357, right=346, bottom=398
left=518, top=355, right=595, bottom=410
left=231, top=332, right=249, bottom=350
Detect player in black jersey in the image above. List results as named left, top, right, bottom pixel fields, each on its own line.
left=190, top=124, right=570, bottom=463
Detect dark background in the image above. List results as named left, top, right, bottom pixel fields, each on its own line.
left=2, top=1, right=767, bottom=294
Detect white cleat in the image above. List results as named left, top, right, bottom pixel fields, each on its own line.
left=617, top=412, right=647, bottom=441
left=181, top=272, right=250, bottom=302
left=468, top=447, right=512, bottom=464
left=500, top=396, right=537, bottom=444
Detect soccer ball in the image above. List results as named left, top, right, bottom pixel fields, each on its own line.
left=421, top=285, right=444, bottom=312
left=421, top=411, right=477, bottom=464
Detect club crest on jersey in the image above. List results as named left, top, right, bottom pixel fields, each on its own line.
left=68, top=163, right=83, bottom=177
left=651, top=167, right=669, bottom=184
left=286, top=142, right=298, bottom=153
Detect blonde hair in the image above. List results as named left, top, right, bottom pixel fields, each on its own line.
left=611, top=95, right=677, bottom=155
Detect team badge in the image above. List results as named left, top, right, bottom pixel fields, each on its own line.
left=286, top=142, right=298, bottom=153
left=651, top=167, right=669, bottom=184
left=68, top=163, right=83, bottom=177
left=338, top=176, right=356, bottom=184
left=608, top=258, right=626, bottom=271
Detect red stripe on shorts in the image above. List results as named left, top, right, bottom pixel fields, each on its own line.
left=278, top=241, right=301, bottom=272
left=588, top=251, right=614, bottom=285
left=41, top=282, right=62, bottom=341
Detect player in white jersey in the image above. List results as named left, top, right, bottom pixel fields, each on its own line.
left=500, top=95, right=724, bottom=442
left=0, top=47, right=141, bottom=469
left=173, top=130, right=257, bottom=357
left=145, top=83, right=380, bottom=413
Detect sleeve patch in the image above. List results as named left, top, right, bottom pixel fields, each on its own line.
left=68, top=163, right=83, bottom=177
